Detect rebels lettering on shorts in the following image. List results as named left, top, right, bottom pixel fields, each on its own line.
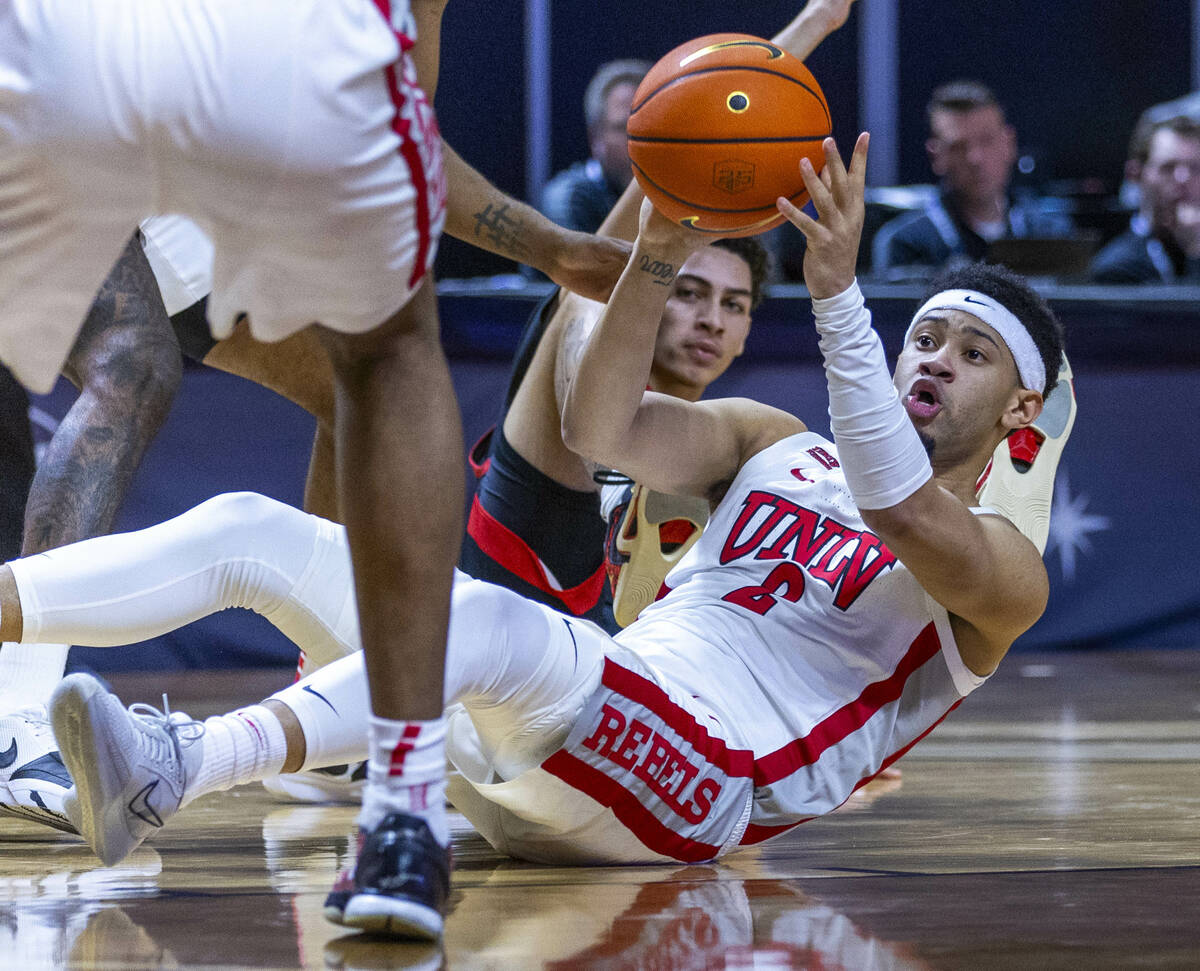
left=542, top=657, right=753, bottom=863
left=580, top=703, right=719, bottom=824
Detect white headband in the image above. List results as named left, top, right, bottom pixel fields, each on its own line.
left=905, top=289, right=1045, bottom=393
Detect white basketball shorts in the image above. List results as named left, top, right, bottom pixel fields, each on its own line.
left=139, top=216, right=214, bottom=319
left=0, top=0, right=444, bottom=392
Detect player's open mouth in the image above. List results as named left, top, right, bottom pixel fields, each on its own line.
left=905, top=379, right=943, bottom=420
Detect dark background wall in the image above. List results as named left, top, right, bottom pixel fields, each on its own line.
left=434, top=1, right=1194, bottom=277
left=894, top=0, right=1192, bottom=186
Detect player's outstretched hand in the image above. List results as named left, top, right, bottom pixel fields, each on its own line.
left=635, top=197, right=712, bottom=257
left=777, top=132, right=869, bottom=300
left=805, top=0, right=859, bottom=34
left=548, top=231, right=635, bottom=303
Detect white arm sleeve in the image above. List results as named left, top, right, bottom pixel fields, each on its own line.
left=811, top=281, right=933, bottom=510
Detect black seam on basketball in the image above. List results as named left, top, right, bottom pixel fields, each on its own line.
left=630, top=66, right=830, bottom=129
left=631, top=160, right=808, bottom=216
left=628, top=133, right=831, bottom=145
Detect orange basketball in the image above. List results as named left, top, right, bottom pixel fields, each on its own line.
left=627, top=33, right=831, bottom=238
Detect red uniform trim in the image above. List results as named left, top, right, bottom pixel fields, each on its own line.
left=740, top=698, right=963, bottom=846
left=466, top=495, right=606, bottom=615
left=468, top=427, right=494, bottom=479
left=751, top=622, right=945, bottom=787
left=370, top=0, right=434, bottom=289
left=540, top=750, right=724, bottom=863
left=600, top=658, right=755, bottom=778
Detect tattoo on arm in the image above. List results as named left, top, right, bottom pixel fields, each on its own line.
left=472, top=203, right=532, bottom=261
left=22, top=231, right=181, bottom=555
left=553, top=311, right=596, bottom=414
left=637, top=254, right=676, bottom=286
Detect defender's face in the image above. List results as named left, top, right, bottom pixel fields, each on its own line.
left=893, top=309, right=1027, bottom=466
left=591, top=81, right=639, bottom=190
left=650, top=247, right=753, bottom=401
left=927, top=105, right=1017, bottom=206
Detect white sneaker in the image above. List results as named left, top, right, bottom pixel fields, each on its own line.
left=0, top=704, right=76, bottom=834
left=49, top=674, right=203, bottom=866
left=261, top=761, right=366, bottom=805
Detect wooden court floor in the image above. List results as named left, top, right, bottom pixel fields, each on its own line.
left=1, top=648, right=1198, bottom=970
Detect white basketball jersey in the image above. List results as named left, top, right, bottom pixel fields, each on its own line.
left=621, top=432, right=987, bottom=842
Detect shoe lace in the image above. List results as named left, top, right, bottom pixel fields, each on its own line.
left=127, top=694, right=205, bottom=764
left=9, top=704, right=53, bottom=742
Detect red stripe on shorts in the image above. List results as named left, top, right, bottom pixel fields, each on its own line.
left=541, top=750, right=724, bottom=863
left=370, top=0, right=434, bottom=289
left=600, top=658, right=755, bottom=779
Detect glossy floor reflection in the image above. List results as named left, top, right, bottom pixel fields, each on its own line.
left=1, top=650, right=1198, bottom=969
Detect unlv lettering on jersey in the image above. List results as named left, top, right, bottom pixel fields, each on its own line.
left=719, top=490, right=896, bottom=611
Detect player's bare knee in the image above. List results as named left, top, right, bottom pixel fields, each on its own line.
left=64, top=328, right=182, bottom=419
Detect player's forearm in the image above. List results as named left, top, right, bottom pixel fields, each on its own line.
left=561, top=236, right=690, bottom=464
left=773, top=0, right=857, bottom=61
left=442, top=141, right=579, bottom=272
left=409, top=0, right=450, bottom=95
left=442, top=141, right=630, bottom=300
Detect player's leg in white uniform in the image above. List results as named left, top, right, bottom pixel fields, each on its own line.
left=2, top=2, right=456, bottom=937
left=43, top=571, right=603, bottom=939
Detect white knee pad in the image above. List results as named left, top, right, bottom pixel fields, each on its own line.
left=447, top=574, right=606, bottom=779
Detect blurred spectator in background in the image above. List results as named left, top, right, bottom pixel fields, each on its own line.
left=540, top=59, right=651, bottom=234
left=0, top=365, right=34, bottom=561
left=872, top=80, right=1072, bottom=280
left=1091, top=115, right=1200, bottom=283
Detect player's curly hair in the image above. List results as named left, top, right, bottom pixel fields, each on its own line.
left=711, top=237, right=770, bottom=311
left=922, top=262, right=1065, bottom=396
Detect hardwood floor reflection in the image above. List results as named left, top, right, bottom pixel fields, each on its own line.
left=2, top=649, right=1198, bottom=969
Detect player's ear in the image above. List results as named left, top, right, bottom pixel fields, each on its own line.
left=926, top=137, right=946, bottom=176
left=1002, top=388, right=1043, bottom=432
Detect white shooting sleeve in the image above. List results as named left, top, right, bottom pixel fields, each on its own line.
left=811, top=281, right=933, bottom=510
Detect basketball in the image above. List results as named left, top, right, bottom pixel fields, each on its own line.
left=626, top=33, right=831, bottom=237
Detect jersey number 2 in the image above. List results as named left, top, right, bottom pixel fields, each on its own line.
left=721, top=563, right=806, bottom=616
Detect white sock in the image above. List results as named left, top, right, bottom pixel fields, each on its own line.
left=360, top=715, right=449, bottom=846
left=184, top=704, right=288, bottom=806
left=0, top=642, right=70, bottom=713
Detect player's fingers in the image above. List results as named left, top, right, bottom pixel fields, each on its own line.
left=777, top=195, right=819, bottom=237
left=798, top=156, right=834, bottom=216
left=822, top=137, right=849, bottom=203
left=847, top=132, right=871, bottom=191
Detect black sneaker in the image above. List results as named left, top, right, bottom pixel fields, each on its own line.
left=336, top=812, right=451, bottom=940
left=322, top=828, right=365, bottom=925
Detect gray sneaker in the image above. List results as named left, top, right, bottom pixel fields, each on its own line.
left=49, top=674, right=203, bottom=866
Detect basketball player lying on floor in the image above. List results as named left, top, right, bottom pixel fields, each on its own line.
left=0, top=135, right=1068, bottom=881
